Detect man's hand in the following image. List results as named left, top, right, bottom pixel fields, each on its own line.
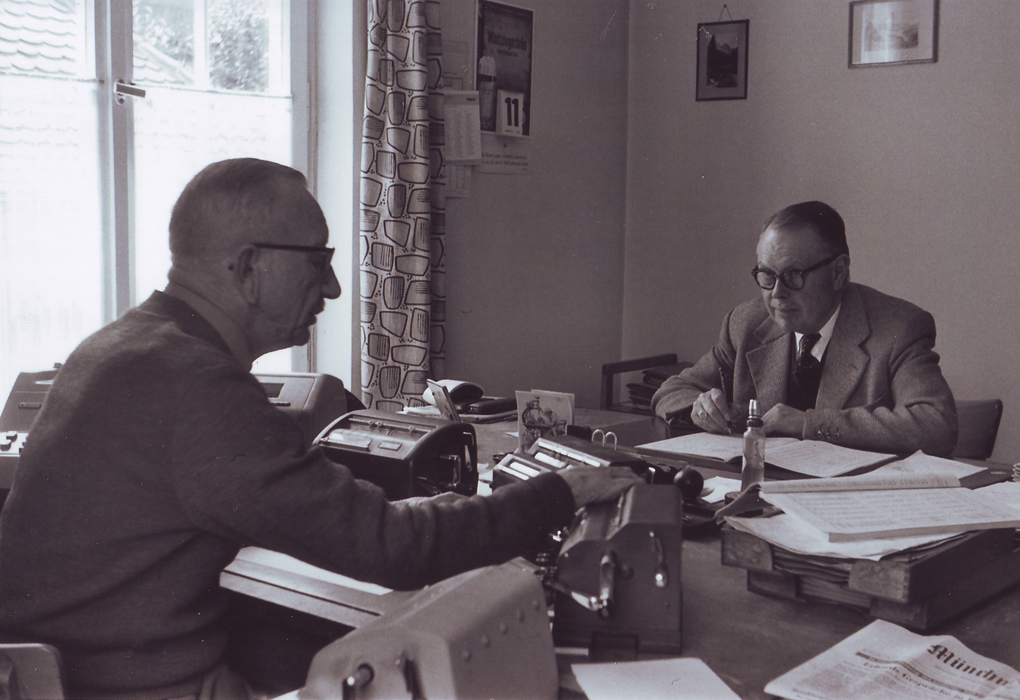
left=691, top=388, right=735, bottom=434
left=762, top=403, right=807, bottom=437
left=557, top=466, right=643, bottom=509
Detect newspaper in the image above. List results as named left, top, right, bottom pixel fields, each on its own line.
left=766, top=620, right=1020, bottom=700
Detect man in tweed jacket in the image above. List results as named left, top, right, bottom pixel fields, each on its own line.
left=651, top=201, right=957, bottom=457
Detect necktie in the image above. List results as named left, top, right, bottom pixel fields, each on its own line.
left=795, top=333, right=822, bottom=378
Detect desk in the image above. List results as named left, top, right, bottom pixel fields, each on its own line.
left=223, top=411, right=1020, bottom=700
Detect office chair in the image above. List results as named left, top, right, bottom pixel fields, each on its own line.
left=0, top=643, right=65, bottom=700
left=951, top=399, right=1004, bottom=461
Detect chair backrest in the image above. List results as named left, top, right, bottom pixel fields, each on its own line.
left=0, top=643, right=65, bottom=700
left=951, top=399, right=1004, bottom=461
left=600, top=353, right=680, bottom=411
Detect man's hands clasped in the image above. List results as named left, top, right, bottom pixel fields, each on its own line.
left=691, top=389, right=807, bottom=438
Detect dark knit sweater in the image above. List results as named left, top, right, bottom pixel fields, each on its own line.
left=0, top=292, right=575, bottom=699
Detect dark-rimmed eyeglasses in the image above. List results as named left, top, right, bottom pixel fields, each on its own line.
left=252, top=243, right=335, bottom=276
left=751, top=253, right=841, bottom=291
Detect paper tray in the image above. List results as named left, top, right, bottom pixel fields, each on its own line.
left=721, top=526, right=1020, bottom=631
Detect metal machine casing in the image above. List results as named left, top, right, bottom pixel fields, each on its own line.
left=298, top=561, right=557, bottom=700
left=254, top=372, right=350, bottom=447
left=0, top=369, right=59, bottom=488
left=314, top=410, right=478, bottom=500
left=552, top=484, right=684, bottom=653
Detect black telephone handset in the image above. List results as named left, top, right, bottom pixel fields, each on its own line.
left=642, top=460, right=720, bottom=536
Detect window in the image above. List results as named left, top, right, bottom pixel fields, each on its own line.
left=0, top=0, right=310, bottom=398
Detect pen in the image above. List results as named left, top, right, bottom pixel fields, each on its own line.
left=718, top=367, right=737, bottom=434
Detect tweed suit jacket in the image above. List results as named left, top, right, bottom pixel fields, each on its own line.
left=651, top=283, right=958, bottom=457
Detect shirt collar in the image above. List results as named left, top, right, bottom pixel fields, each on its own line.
left=795, top=304, right=841, bottom=362
left=164, top=272, right=255, bottom=368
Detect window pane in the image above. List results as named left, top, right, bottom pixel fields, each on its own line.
left=134, top=0, right=195, bottom=86
left=209, top=0, right=270, bottom=92
left=0, top=2, right=102, bottom=398
left=133, top=0, right=293, bottom=372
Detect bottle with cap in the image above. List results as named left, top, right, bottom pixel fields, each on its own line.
left=478, top=53, right=497, bottom=131
left=741, top=399, right=765, bottom=491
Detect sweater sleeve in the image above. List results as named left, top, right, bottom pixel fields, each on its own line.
left=172, top=365, right=576, bottom=590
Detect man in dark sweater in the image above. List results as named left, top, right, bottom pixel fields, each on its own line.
left=0, top=159, right=640, bottom=700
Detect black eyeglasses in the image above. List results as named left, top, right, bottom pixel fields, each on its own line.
left=751, top=253, right=841, bottom=291
left=252, top=243, right=335, bottom=276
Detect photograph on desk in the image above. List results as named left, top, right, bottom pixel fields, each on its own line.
left=516, top=389, right=573, bottom=450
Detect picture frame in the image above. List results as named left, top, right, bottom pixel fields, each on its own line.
left=476, top=0, right=534, bottom=136
left=696, top=20, right=748, bottom=101
left=849, top=0, right=938, bottom=68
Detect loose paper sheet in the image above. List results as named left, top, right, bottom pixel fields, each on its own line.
left=765, top=619, right=1020, bottom=700
left=638, top=433, right=798, bottom=462
left=572, top=658, right=740, bottom=700
left=637, top=434, right=893, bottom=477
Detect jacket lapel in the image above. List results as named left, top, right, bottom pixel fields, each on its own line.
left=747, top=315, right=791, bottom=409
left=817, top=283, right=871, bottom=409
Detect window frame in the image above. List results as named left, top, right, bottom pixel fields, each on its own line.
left=92, top=0, right=315, bottom=370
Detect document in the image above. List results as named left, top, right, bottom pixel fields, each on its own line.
left=572, top=658, right=740, bottom=700
left=761, top=451, right=985, bottom=494
left=762, top=487, right=1020, bottom=542
left=637, top=433, right=894, bottom=477
left=765, top=619, right=1020, bottom=700
left=725, top=512, right=959, bottom=560
left=442, top=90, right=483, bottom=163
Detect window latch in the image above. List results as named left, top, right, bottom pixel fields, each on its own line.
left=115, top=80, right=146, bottom=104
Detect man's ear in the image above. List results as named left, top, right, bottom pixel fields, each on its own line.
left=232, top=246, right=261, bottom=305
left=833, top=254, right=851, bottom=290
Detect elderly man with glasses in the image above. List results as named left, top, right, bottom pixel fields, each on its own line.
left=0, top=159, right=640, bottom=700
left=652, top=200, right=957, bottom=457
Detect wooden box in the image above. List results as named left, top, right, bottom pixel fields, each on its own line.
left=720, top=526, right=1020, bottom=631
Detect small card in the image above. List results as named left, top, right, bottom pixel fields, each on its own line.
left=515, top=389, right=574, bottom=450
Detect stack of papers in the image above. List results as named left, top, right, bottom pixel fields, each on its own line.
left=755, top=453, right=1020, bottom=542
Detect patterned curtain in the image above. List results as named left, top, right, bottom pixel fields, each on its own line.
left=360, top=0, right=446, bottom=412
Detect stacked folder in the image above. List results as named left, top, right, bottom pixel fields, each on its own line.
left=623, top=362, right=692, bottom=411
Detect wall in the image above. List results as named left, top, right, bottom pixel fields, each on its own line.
left=440, top=0, right=631, bottom=408
left=624, top=0, right=1020, bottom=462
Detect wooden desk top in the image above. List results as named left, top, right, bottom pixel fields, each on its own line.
left=476, top=411, right=1020, bottom=698
left=225, top=411, right=1020, bottom=699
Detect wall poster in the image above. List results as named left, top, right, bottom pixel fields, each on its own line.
left=476, top=1, right=533, bottom=137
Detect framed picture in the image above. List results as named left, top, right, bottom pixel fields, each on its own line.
left=476, top=0, right=534, bottom=136
left=849, top=0, right=938, bottom=68
left=696, top=20, right=748, bottom=101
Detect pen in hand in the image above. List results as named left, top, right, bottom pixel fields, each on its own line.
left=718, top=367, right=736, bottom=434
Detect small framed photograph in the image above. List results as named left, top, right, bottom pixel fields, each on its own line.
left=849, top=0, right=938, bottom=68
left=696, top=20, right=749, bottom=101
